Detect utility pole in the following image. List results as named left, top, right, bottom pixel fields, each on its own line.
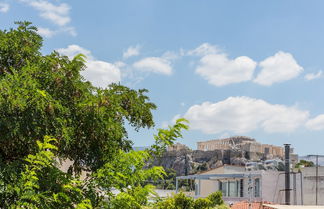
left=284, top=144, right=291, bottom=205
left=316, top=155, right=318, bottom=206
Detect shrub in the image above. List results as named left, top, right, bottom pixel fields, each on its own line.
left=154, top=192, right=194, bottom=209
left=154, top=191, right=227, bottom=209
left=215, top=204, right=230, bottom=209
left=193, top=198, right=212, bottom=209
left=174, top=192, right=194, bottom=209
left=207, top=191, right=224, bottom=207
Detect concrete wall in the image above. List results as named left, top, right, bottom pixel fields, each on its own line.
left=300, top=167, right=324, bottom=205
left=259, top=171, right=301, bottom=204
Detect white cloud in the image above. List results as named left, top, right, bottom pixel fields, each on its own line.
left=37, top=27, right=56, bottom=38
left=305, top=70, right=322, bottom=81
left=184, top=97, right=309, bottom=134
left=82, top=61, right=121, bottom=88
left=254, top=51, right=303, bottom=86
left=61, top=26, right=77, bottom=36
left=37, top=26, right=76, bottom=38
left=196, top=54, right=257, bottom=86
left=306, top=115, right=324, bottom=131
left=187, top=43, right=219, bottom=56
left=123, top=45, right=140, bottom=59
left=133, top=57, right=172, bottom=75
left=57, top=45, right=121, bottom=88
left=20, top=0, right=71, bottom=26
left=57, top=44, right=92, bottom=59
left=0, top=2, right=9, bottom=13
left=162, top=51, right=180, bottom=60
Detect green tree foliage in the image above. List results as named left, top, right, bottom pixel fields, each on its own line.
left=206, top=191, right=224, bottom=207
left=295, top=160, right=315, bottom=168
left=0, top=22, right=227, bottom=208
left=0, top=21, right=156, bottom=173
left=193, top=198, right=212, bottom=209
left=154, top=191, right=227, bottom=209
left=4, top=136, right=92, bottom=208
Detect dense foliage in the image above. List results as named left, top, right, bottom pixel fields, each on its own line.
left=0, top=22, right=156, bottom=173
left=0, top=22, right=226, bottom=208
left=154, top=191, right=227, bottom=209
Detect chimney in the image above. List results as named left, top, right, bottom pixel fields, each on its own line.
left=284, top=144, right=291, bottom=205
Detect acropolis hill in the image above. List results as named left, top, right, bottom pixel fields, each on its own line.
left=197, top=136, right=284, bottom=158
left=154, top=136, right=290, bottom=176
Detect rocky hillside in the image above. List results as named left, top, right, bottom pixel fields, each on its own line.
left=152, top=149, right=265, bottom=176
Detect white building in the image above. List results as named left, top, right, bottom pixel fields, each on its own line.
left=176, top=165, right=324, bottom=205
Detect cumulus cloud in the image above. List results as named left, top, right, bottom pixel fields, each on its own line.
left=123, top=45, right=140, bottom=59
left=37, top=26, right=76, bottom=38
left=254, top=51, right=303, bottom=86
left=196, top=54, right=257, bottom=86
left=133, top=57, right=172, bottom=75
left=56, top=44, right=92, bottom=59
left=37, top=27, right=56, bottom=38
left=305, top=71, right=322, bottom=81
left=57, top=45, right=121, bottom=88
left=20, top=0, right=70, bottom=26
left=306, top=115, right=324, bottom=130
left=187, top=43, right=219, bottom=56
left=183, top=97, right=309, bottom=134
left=82, top=61, right=121, bottom=87
left=0, top=2, right=9, bottom=13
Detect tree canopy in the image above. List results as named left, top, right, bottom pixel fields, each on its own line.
left=0, top=22, right=227, bottom=208
left=0, top=21, right=156, bottom=172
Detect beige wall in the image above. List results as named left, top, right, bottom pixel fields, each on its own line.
left=196, top=165, right=245, bottom=197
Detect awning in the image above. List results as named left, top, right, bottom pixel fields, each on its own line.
left=263, top=204, right=324, bottom=209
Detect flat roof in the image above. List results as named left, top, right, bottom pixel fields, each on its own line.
left=176, top=173, right=261, bottom=180
left=263, top=204, right=324, bottom=209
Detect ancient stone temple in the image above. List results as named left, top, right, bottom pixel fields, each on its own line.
left=197, top=136, right=284, bottom=158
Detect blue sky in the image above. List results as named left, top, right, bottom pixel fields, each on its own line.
left=1, top=0, right=324, bottom=155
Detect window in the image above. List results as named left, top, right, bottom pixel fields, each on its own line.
left=228, top=181, right=237, bottom=197
left=254, top=178, right=260, bottom=197
left=240, top=179, right=244, bottom=197
left=195, top=183, right=200, bottom=196
left=220, top=181, right=227, bottom=197
left=219, top=180, right=242, bottom=197
left=264, top=147, right=270, bottom=155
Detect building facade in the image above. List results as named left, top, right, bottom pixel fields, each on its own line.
left=167, top=142, right=190, bottom=151
left=197, top=136, right=284, bottom=158
left=176, top=165, right=324, bottom=205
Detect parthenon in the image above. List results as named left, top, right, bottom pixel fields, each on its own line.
left=197, top=136, right=284, bottom=158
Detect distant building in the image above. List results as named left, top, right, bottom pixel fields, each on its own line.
left=176, top=165, right=324, bottom=205
left=197, top=136, right=284, bottom=158
left=167, top=143, right=190, bottom=151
